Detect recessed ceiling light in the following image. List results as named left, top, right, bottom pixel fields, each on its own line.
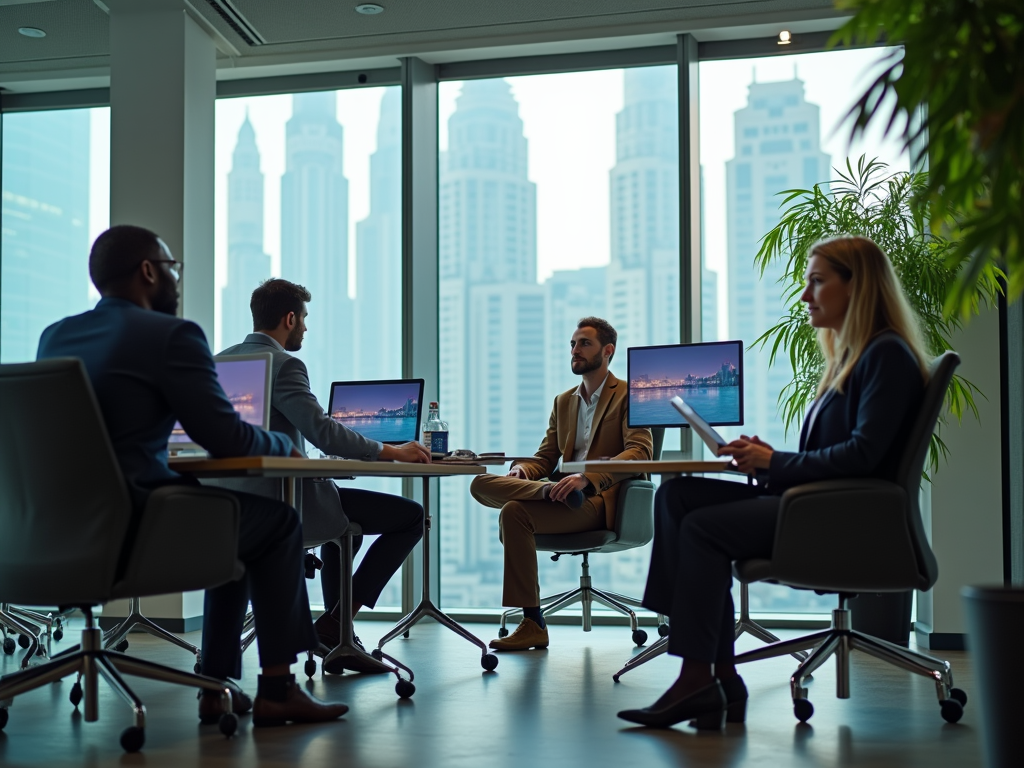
left=18, top=27, right=47, bottom=38
left=355, top=3, right=384, bottom=14
left=777, top=30, right=792, bottom=45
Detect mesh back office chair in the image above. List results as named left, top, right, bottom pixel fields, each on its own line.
left=731, top=351, right=967, bottom=724
left=0, top=359, right=245, bottom=752
left=499, top=428, right=666, bottom=646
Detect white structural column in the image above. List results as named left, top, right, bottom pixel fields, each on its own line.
left=102, top=0, right=216, bottom=630
left=108, top=0, right=217, bottom=341
left=916, top=307, right=1005, bottom=650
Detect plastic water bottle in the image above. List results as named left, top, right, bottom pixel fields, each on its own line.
left=421, top=402, right=449, bottom=453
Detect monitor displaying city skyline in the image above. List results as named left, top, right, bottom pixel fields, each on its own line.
left=627, top=341, right=743, bottom=428
left=170, top=358, right=270, bottom=444
left=328, top=379, right=424, bottom=445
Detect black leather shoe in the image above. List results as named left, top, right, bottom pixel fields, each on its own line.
left=313, top=611, right=340, bottom=649
left=198, top=687, right=253, bottom=724
left=323, top=636, right=389, bottom=675
left=251, top=681, right=348, bottom=727
left=719, top=674, right=748, bottom=723
left=617, top=681, right=727, bottom=730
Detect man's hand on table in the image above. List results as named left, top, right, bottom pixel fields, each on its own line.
left=380, top=441, right=432, bottom=463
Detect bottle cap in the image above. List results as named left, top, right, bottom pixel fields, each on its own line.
left=429, top=401, right=438, bottom=408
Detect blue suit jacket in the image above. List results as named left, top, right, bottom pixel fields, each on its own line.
left=37, top=297, right=294, bottom=507
left=768, top=332, right=926, bottom=491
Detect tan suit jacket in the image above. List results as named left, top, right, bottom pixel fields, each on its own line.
left=511, top=372, right=654, bottom=529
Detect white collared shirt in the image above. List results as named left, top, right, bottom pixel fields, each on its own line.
left=572, top=373, right=610, bottom=462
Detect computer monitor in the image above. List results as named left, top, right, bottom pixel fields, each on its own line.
left=327, top=379, right=425, bottom=445
left=627, top=340, right=744, bottom=428
left=168, top=352, right=274, bottom=452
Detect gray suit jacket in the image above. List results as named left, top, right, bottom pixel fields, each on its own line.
left=212, top=333, right=385, bottom=546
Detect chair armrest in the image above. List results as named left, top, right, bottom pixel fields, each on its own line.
left=770, top=479, right=921, bottom=592
left=613, top=479, right=656, bottom=549
left=112, top=486, right=243, bottom=599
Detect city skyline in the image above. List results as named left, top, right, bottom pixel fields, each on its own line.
left=328, top=383, right=420, bottom=415
left=628, top=342, right=741, bottom=383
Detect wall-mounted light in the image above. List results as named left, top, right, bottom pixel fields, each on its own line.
left=18, top=27, right=47, bottom=39
left=355, top=3, right=384, bottom=13
left=778, top=30, right=792, bottom=45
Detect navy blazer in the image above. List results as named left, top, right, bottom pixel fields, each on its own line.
left=37, top=297, right=294, bottom=506
left=768, top=332, right=925, bottom=491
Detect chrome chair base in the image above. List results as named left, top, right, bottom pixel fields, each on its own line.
left=734, top=602, right=965, bottom=723
left=0, top=610, right=237, bottom=752
left=0, top=604, right=46, bottom=669
left=102, top=597, right=201, bottom=672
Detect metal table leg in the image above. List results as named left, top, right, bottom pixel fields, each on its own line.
left=377, top=477, right=499, bottom=671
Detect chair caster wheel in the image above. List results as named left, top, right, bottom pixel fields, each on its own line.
left=940, top=698, right=964, bottom=723
left=0, top=707, right=8, bottom=730
left=632, top=629, right=648, bottom=647
left=194, top=662, right=202, bottom=674
left=3, top=637, right=15, bottom=654
left=70, top=682, right=83, bottom=708
left=17, top=634, right=30, bottom=649
left=396, top=679, right=415, bottom=698
left=53, top=629, right=64, bottom=642
left=219, top=712, right=238, bottom=737
left=497, top=627, right=509, bottom=638
left=657, top=624, right=670, bottom=638
left=403, top=631, right=410, bottom=639
left=120, top=725, right=145, bottom=753
left=304, top=659, right=317, bottom=678
left=949, top=688, right=968, bottom=707
left=371, top=649, right=383, bottom=661
left=793, top=699, right=814, bottom=723
left=481, top=653, right=498, bottom=672
left=115, top=640, right=129, bottom=653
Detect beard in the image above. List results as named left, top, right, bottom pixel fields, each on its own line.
left=284, top=324, right=304, bottom=352
left=152, top=270, right=180, bottom=316
left=571, top=351, right=603, bottom=375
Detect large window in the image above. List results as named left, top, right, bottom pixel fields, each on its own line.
left=699, top=47, right=910, bottom=613
left=215, top=87, right=403, bottom=609
left=437, top=67, right=681, bottom=609
left=1, top=107, right=109, bottom=362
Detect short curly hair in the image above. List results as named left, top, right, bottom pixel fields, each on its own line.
left=250, top=278, right=312, bottom=332
left=577, top=316, right=617, bottom=361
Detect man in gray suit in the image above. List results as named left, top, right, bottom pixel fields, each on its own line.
left=219, top=278, right=428, bottom=674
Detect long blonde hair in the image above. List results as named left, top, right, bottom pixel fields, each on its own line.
left=813, top=236, right=929, bottom=397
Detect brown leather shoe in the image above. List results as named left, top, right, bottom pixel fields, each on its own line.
left=251, top=680, right=349, bottom=727
left=198, top=687, right=253, bottom=724
left=488, top=618, right=549, bottom=651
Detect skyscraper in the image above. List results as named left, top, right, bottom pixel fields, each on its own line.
left=220, top=114, right=270, bottom=350
left=438, top=79, right=541, bottom=606
left=1, top=110, right=91, bottom=363
left=726, top=78, right=830, bottom=449
left=354, top=88, right=402, bottom=381
left=543, top=266, right=607, bottom=407
left=280, top=91, right=352, bottom=403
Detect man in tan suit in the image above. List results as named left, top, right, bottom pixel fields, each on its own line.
left=470, top=317, right=653, bottom=650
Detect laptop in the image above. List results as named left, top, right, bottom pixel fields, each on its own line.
left=168, top=352, right=274, bottom=453
left=327, top=379, right=425, bottom=445
left=670, top=396, right=729, bottom=457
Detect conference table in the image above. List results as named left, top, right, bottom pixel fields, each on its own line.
left=561, top=458, right=796, bottom=680
left=169, top=455, right=503, bottom=681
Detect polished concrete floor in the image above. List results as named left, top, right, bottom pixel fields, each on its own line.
left=0, top=618, right=981, bottom=768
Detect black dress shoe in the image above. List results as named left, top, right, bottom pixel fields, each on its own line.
left=719, top=674, right=748, bottom=723
left=198, top=687, right=253, bottom=724
left=617, top=681, right=727, bottom=730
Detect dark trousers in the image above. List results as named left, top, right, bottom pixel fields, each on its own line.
left=320, top=487, right=424, bottom=611
left=200, top=490, right=319, bottom=679
left=642, top=476, right=780, bottom=663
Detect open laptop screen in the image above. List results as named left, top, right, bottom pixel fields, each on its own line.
left=327, top=379, right=424, bottom=445
left=169, top=353, right=273, bottom=450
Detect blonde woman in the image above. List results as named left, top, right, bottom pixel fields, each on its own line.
left=619, top=236, right=930, bottom=730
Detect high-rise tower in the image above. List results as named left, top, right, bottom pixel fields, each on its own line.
left=726, top=78, right=830, bottom=449
left=354, top=89, right=402, bottom=381
left=1, top=110, right=91, bottom=363
left=220, top=114, right=270, bottom=350
left=281, top=91, right=351, bottom=402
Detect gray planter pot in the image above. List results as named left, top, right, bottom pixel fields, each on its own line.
left=962, top=586, right=1024, bottom=768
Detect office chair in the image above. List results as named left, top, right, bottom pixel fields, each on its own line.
left=731, top=351, right=967, bottom=724
left=499, top=428, right=667, bottom=646
left=0, top=359, right=245, bottom=752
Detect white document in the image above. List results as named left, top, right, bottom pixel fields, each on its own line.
left=670, top=396, right=729, bottom=457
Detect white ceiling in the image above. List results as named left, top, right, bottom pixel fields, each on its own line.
left=0, top=0, right=845, bottom=93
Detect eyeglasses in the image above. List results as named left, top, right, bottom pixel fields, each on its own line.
left=149, top=259, right=183, bottom=282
